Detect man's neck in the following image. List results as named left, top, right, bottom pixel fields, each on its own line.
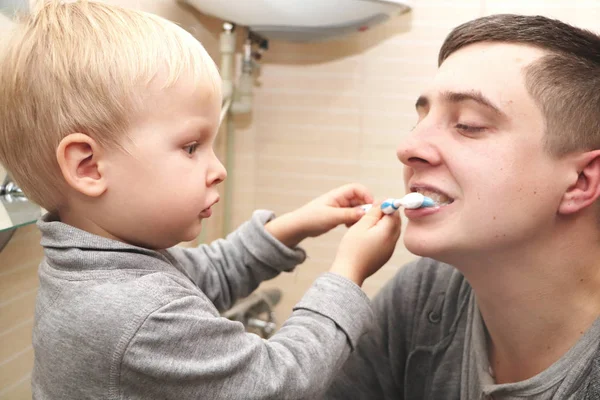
left=457, top=224, right=600, bottom=384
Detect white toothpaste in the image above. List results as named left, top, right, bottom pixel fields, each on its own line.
left=361, top=193, right=436, bottom=214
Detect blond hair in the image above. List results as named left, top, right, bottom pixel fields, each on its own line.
left=0, top=0, right=221, bottom=212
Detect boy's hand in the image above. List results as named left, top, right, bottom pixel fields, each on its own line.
left=329, top=202, right=401, bottom=286
left=265, top=183, right=373, bottom=248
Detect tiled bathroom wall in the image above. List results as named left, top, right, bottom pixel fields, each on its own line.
left=0, top=1, right=598, bottom=398
left=228, top=0, right=600, bottom=322
left=0, top=226, right=43, bottom=399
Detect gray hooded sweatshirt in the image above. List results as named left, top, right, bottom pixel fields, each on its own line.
left=32, top=210, right=374, bottom=400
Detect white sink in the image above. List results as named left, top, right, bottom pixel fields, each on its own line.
left=182, top=0, right=412, bottom=41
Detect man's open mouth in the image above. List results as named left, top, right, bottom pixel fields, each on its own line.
left=411, top=187, right=454, bottom=206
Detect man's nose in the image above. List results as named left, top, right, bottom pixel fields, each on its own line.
left=396, top=123, right=443, bottom=169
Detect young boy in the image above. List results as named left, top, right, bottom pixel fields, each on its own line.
left=326, top=14, right=600, bottom=399
left=0, top=1, right=401, bottom=399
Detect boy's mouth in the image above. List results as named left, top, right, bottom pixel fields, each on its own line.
left=200, top=197, right=220, bottom=218
left=199, top=207, right=213, bottom=218
left=411, top=186, right=454, bottom=206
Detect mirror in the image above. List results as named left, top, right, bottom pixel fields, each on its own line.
left=0, top=174, right=42, bottom=234
left=0, top=0, right=28, bottom=18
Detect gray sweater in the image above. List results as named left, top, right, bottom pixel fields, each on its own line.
left=32, top=210, right=374, bottom=400
left=325, top=258, right=600, bottom=399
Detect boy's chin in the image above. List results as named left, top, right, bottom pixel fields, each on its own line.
left=144, top=229, right=202, bottom=250
left=133, top=221, right=203, bottom=249
left=180, top=223, right=203, bottom=242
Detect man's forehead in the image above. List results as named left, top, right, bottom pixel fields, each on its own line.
left=418, top=43, right=546, bottom=113
left=439, top=41, right=547, bottom=69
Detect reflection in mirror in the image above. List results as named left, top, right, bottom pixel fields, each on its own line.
left=0, top=175, right=42, bottom=235
left=0, top=0, right=28, bottom=18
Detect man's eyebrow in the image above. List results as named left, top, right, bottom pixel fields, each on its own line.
left=415, top=90, right=506, bottom=118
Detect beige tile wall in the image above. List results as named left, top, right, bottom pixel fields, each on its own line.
left=0, top=226, right=43, bottom=400
left=231, top=0, right=600, bottom=323
left=0, top=0, right=598, bottom=398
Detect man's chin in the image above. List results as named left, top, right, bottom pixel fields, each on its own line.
left=403, top=234, right=450, bottom=261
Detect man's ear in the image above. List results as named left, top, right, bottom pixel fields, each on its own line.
left=559, top=150, right=600, bottom=215
left=56, top=133, right=107, bottom=198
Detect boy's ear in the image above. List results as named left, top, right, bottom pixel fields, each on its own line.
left=559, top=150, right=600, bottom=215
left=56, top=133, right=107, bottom=198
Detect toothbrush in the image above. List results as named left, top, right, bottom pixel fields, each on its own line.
left=361, top=193, right=436, bottom=214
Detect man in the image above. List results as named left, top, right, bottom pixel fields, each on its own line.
left=326, top=14, right=600, bottom=399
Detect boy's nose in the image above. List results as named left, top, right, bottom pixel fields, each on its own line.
left=208, top=153, right=227, bottom=186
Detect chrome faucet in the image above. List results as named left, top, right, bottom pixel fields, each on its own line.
left=222, top=288, right=281, bottom=338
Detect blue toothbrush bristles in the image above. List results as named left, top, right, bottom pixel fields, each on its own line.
left=419, top=196, right=436, bottom=208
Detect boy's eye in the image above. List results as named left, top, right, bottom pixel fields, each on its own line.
left=183, top=143, right=199, bottom=155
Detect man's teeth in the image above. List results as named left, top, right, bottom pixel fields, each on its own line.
left=415, top=190, right=453, bottom=205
